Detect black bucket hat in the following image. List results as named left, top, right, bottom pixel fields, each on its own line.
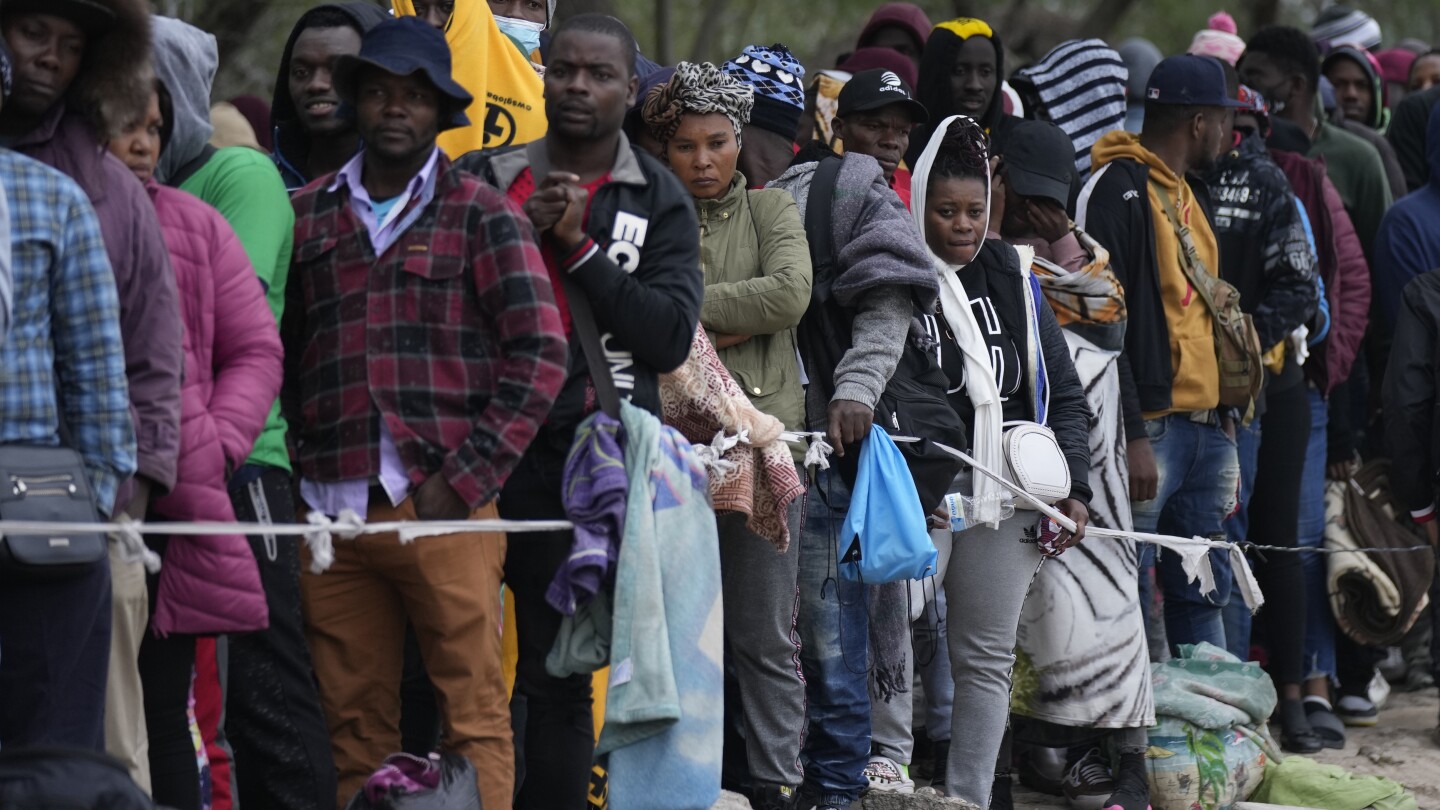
left=334, top=15, right=473, bottom=130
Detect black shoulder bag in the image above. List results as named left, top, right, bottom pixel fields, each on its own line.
left=796, top=156, right=967, bottom=514
left=0, top=391, right=109, bottom=580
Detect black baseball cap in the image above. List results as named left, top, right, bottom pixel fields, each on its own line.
left=1145, top=54, right=1247, bottom=108
left=837, top=68, right=929, bottom=124
left=998, top=120, right=1075, bottom=208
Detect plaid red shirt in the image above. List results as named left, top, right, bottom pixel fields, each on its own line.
left=283, top=153, right=568, bottom=507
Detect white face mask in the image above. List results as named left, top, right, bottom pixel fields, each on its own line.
left=496, top=16, right=544, bottom=57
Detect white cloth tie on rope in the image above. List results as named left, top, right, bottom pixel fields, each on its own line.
left=693, top=428, right=747, bottom=477
left=112, top=515, right=162, bottom=573
left=781, top=429, right=1265, bottom=611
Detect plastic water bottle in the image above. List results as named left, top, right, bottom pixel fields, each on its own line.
left=942, top=493, right=968, bottom=533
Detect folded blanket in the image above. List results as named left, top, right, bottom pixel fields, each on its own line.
left=659, top=327, right=804, bottom=550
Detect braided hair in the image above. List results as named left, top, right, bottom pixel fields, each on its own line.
left=642, top=61, right=755, bottom=146
left=928, top=115, right=990, bottom=184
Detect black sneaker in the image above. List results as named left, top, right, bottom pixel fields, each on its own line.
left=1335, top=695, right=1380, bottom=727
left=751, top=783, right=799, bottom=810
left=990, top=772, right=1013, bottom=810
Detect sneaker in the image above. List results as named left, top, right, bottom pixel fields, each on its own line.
left=1403, top=666, right=1436, bottom=692
left=1336, top=695, right=1380, bottom=727
left=751, top=783, right=799, bottom=810
left=864, top=755, right=915, bottom=793
left=1062, top=749, right=1116, bottom=810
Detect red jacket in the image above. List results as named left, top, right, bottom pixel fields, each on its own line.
left=147, top=181, right=279, bottom=636
left=1271, top=148, right=1371, bottom=394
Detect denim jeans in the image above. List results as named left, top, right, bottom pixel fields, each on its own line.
left=796, top=470, right=870, bottom=806
left=1299, top=387, right=1337, bottom=682
left=1132, top=414, right=1240, bottom=655
left=1222, top=420, right=1262, bottom=661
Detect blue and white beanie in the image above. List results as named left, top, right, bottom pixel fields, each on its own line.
left=723, top=43, right=805, bottom=139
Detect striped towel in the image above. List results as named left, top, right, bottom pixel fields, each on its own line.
left=1016, top=39, right=1128, bottom=181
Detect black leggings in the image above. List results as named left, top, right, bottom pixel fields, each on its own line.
left=140, top=536, right=201, bottom=810
left=1249, top=381, right=1311, bottom=687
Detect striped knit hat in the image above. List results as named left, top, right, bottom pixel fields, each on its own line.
left=1311, top=5, right=1382, bottom=51
left=723, top=43, right=805, bottom=139
left=1014, top=39, right=1127, bottom=180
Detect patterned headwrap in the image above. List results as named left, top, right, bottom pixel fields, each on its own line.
left=723, top=43, right=805, bottom=139
left=1311, top=4, right=1382, bottom=51
left=644, top=61, right=754, bottom=146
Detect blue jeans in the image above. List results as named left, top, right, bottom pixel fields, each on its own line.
left=1132, top=414, right=1240, bottom=655
left=796, top=470, right=870, bottom=805
left=1222, top=420, right=1262, bottom=661
left=1300, top=386, right=1337, bottom=682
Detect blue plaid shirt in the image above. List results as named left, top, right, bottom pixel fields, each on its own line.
left=0, top=149, right=136, bottom=514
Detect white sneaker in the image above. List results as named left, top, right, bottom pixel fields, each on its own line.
left=1061, top=749, right=1115, bottom=810
left=864, top=755, right=916, bottom=793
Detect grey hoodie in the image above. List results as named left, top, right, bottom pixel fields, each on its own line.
left=151, top=15, right=219, bottom=183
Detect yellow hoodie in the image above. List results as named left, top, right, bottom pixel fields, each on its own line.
left=1091, top=131, right=1220, bottom=416
left=393, top=0, right=547, bottom=156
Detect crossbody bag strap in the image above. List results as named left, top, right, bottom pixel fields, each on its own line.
left=1148, top=180, right=1222, bottom=316
left=806, top=156, right=843, bottom=272
left=560, top=273, right=623, bottom=419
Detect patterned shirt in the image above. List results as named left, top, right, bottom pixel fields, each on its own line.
left=284, top=152, right=568, bottom=508
left=0, top=149, right=136, bottom=514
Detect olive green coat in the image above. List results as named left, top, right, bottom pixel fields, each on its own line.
left=696, top=172, right=813, bottom=432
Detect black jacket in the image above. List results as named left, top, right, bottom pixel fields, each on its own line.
left=1383, top=268, right=1440, bottom=514
left=1390, top=85, right=1440, bottom=194
left=1078, top=157, right=1217, bottom=439
left=924, top=240, right=1094, bottom=503
left=270, top=2, right=390, bottom=191
left=457, top=135, right=704, bottom=458
left=1204, top=133, right=1319, bottom=392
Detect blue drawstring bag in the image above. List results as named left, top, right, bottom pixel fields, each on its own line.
left=838, top=425, right=937, bottom=583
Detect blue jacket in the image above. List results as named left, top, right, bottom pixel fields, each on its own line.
left=1374, top=103, right=1440, bottom=333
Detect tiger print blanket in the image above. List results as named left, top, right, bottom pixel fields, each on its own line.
left=1011, top=232, right=1156, bottom=729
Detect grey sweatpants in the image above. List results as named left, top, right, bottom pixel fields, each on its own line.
left=719, top=492, right=806, bottom=789
left=942, top=515, right=1043, bottom=806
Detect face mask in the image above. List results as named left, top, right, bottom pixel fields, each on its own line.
left=496, top=16, right=544, bottom=58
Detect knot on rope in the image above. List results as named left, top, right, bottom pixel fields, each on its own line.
left=694, top=429, right=745, bottom=477
left=303, top=509, right=365, bottom=573
left=803, top=434, right=834, bottom=470
left=111, top=515, right=162, bottom=573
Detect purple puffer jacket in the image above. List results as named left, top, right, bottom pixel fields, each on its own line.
left=147, top=180, right=281, bottom=636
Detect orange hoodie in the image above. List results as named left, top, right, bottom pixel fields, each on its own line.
left=1091, top=131, right=1221, bottom=415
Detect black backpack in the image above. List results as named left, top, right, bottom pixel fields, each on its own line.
left=0, top=748, right=160, bottom=810
left=796, top=156, right=967, bottom=514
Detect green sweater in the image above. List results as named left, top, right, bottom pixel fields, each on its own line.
left=1310, top=120, right=1394, bottom=259
left=696, top=173, right=813, bottom=435
left=181, top=147, right=295, bottom=471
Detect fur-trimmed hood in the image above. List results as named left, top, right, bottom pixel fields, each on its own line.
left=65, top=0, right=154, bottom=140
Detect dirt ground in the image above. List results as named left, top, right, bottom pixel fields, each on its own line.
left=1009, top=689, right=1440, bottom=809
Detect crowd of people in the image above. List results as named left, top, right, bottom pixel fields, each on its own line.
left=1, top=1, right=1439, bottom=810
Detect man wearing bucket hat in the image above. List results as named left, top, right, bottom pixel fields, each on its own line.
left=284, top=17, right=568, bottom=809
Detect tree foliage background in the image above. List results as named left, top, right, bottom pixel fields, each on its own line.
left=160, top=0, right=1440, bottom=104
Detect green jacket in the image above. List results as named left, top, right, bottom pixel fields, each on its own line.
left=181, top=147, right=295, bottom=471
left=697, top=173, right=812, bottom=432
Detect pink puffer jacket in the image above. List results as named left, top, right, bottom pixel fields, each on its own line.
left=147, top=180, right=281, bottom=636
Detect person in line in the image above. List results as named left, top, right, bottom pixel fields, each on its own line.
left=149, top=16, right=316, bottom=807
left=829, top=68, right=928, bottom=211
left=1383, top=264, right=1440, bottom=750
left=1412, top=50, right=1440, bottom=94
left=1319, top=44, right=1407, bottom=197
left=1078, top=54, right=1244, bottom=652
left=1374, top=104, right=1440, bottom=331
left=1207, top=83, right=1323, bottom=753
left=851, top=2, right=931, bottom=74
left=986, top=119, right=1154, bottom=810
left=641, top=61, right=813, bottom=810
left=0, top=0, right=183, bottom=788
left=721, top=44, right=808, bottom=189
left=283, top=18, right=569, bottom=809
left=1389, top=82, right=1439, bottom=193
left=272, top=3, right=388, bottom=190
left=909, top=17, right=1014, bottom=167
left=907, top=114, right=1094, bottom=809
left=1242, top=26, right=1397, bottom=726
left=769, top=69, right=940, bottom=810
left=0, top=37, right=136, bottom=756
left=1117, top=37, right=1164, bottom=133
left=1310, top=4, right=1383, bottom=52
left=455, top=14, right=703, bottom=808
left=107, top=80, right=283, bottom=810
left=1011, top=38, right=1128, bottom=184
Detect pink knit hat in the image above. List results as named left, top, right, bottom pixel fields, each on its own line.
left=1188, top=11, right=1246, bottom=66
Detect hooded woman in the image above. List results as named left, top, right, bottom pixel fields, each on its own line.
left=108, top=80, right=280, bottom=810
left=853, top=2, right=931, bottom=71
left=909, top=115, right=1099, bottom=808
left=908, top=18, right=1016, bottom=167
left=643, top=63, right=813, bottom=808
